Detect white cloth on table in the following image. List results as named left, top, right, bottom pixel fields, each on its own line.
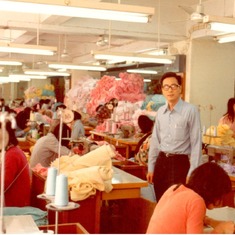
left=50, top=144, right=115, bottom=201
left=51, top=144, right=115, bottom=171
left=67, top=165, right=113, bottom=201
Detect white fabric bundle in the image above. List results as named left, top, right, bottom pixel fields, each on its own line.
left=51, top=144, right=115, bottom=172
left=50, top=144, right=116, bottom=201
left=67, top=165, right=113, bottom=201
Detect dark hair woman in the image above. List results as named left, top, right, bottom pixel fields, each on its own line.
left=0, top=120, right=31, bottom=207
left=147, top=162, right=234, bottom=234
left=219, top=98, right=235, bottom=137
left=70, top=111, right=84, bottom=140
left=30, top=121, right=71, bottom=168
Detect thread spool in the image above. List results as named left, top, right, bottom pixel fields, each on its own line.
left=54, top=174, right=69, bottom=207
left=45, top=167, right=58, bottom=196
left=32, top=129, right=38, bottom=139
left=105, top=120, right=109, bottom=132
left=111, top=122, right=117, bottom=134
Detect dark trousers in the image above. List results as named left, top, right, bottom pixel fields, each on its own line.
left=153, top=151, right=190, bottom=202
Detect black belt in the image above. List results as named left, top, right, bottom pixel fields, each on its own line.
left=160, top=151, right=188, bottom=158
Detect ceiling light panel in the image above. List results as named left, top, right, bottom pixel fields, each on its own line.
left=49, top=63, right=107, bottom=71
left=24, top=69, right=70, bottom=77
left=0, top=59, right=23, bottom=66
left=0, top=0, right=154, bottom=23
left=93, top=51, right=175, bottom=64
left=209, top=23, right=235, bottom=32
left=127, top=69, right=158, bottom=75
left=0, top=42, right=57, bottom=55
left=216, top=33, right=235, bottom=43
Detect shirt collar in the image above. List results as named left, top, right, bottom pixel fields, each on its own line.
left=163, top=98, right=183, bottom=113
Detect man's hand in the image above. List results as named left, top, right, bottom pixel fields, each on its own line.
left=146, top=172, right=154, bottom=184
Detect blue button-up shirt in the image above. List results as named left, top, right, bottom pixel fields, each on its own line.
left=148, top=98, right=202, bottom=176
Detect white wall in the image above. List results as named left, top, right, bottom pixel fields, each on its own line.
left=186, top=39, right=235, bottom=129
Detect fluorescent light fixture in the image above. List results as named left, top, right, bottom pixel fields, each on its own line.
left=115, top=77, right=151, bottom=82
left=127, top=69, right=158, bottom=75
left=93, top=51, right=175, bottom=64
left=15, top=77, right=31, bottom=81
left=148, top=49, right=167, bottom=56
left=216, top=33, right=235, bottom=43
left=209, top=22, right=235, bottom=32
left=204, top=15, right=235, bottom=24
left=0, top=76, right=19, bottom=83
left=24, top=69, right=70, bottom=77
left=0, top=42, right=57, bottom=56
left=0, top=0, right=154, bottom=23
left=0, top=59, right=22, bottom=66
left=9, top=74, right=47, bottom=80
left=49, top=63, right=106, bottom=71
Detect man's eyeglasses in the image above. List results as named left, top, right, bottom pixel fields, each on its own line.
left=162, top=84, right=180, bottom=91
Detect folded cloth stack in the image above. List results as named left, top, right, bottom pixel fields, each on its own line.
left=50, top=144, right=116, bottom=201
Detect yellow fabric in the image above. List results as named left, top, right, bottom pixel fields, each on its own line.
left=203, top=124, right=235, bottom=147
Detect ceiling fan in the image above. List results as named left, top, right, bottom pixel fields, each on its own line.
left=179, top=0, right=206, bottom=23
left=96, top=35, right=109, bottom=47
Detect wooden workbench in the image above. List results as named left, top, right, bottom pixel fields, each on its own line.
left=30, top=166, right=148, bottom=233
left=90, top=130, right=140, bottom=158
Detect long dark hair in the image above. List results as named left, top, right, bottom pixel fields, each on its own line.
left=50, top=122, right=71, bottom=147
left=186, top=162, right=231, bottom=207
left=223, top=98, right=235, bottom=122
left=0, top=120, right=18, bottom=147
left=138, top=115, right=154, bottom=133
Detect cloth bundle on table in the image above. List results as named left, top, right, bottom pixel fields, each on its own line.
left=68, top=165, right=113, bottom=201
left=50, top=144, right=116, bottom=201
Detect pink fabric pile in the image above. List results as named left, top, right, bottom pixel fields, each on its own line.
left=64, top=75, right=97, bottom=112
left=86, top=72, right=146, bottom=115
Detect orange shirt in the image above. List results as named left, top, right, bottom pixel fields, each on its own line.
left=147, top=184, right=206, bottom=234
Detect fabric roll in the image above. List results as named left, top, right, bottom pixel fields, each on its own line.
left=51, top=144, right=115, bottom=172
left=67, top=166, right=113, bottom=201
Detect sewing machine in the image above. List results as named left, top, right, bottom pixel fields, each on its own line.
left=206, top=145, right=235, bottom=164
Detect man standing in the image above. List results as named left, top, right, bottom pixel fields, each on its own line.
left=147, top=72, right=202, bottom=202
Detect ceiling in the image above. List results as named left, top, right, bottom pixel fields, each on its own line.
left=0, top=0, right=234, bottom=73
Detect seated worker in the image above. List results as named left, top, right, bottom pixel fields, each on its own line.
left=15, top=106, right=31, bottom=137
left=134, top=115, right=154, bottom=166
left=0, top=119, right=31, bottom=207
left=52, top=102, right=67, bottom=120
left=218, top=97, right=235, bottom=137
left=30, top=120, right=71, bottom=168
left=147, top=162, right=234, bottom=234
left=70, top=111, right=85, bottom=140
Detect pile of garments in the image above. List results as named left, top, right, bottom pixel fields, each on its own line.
left=203, top=124, right=235, bottom=146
